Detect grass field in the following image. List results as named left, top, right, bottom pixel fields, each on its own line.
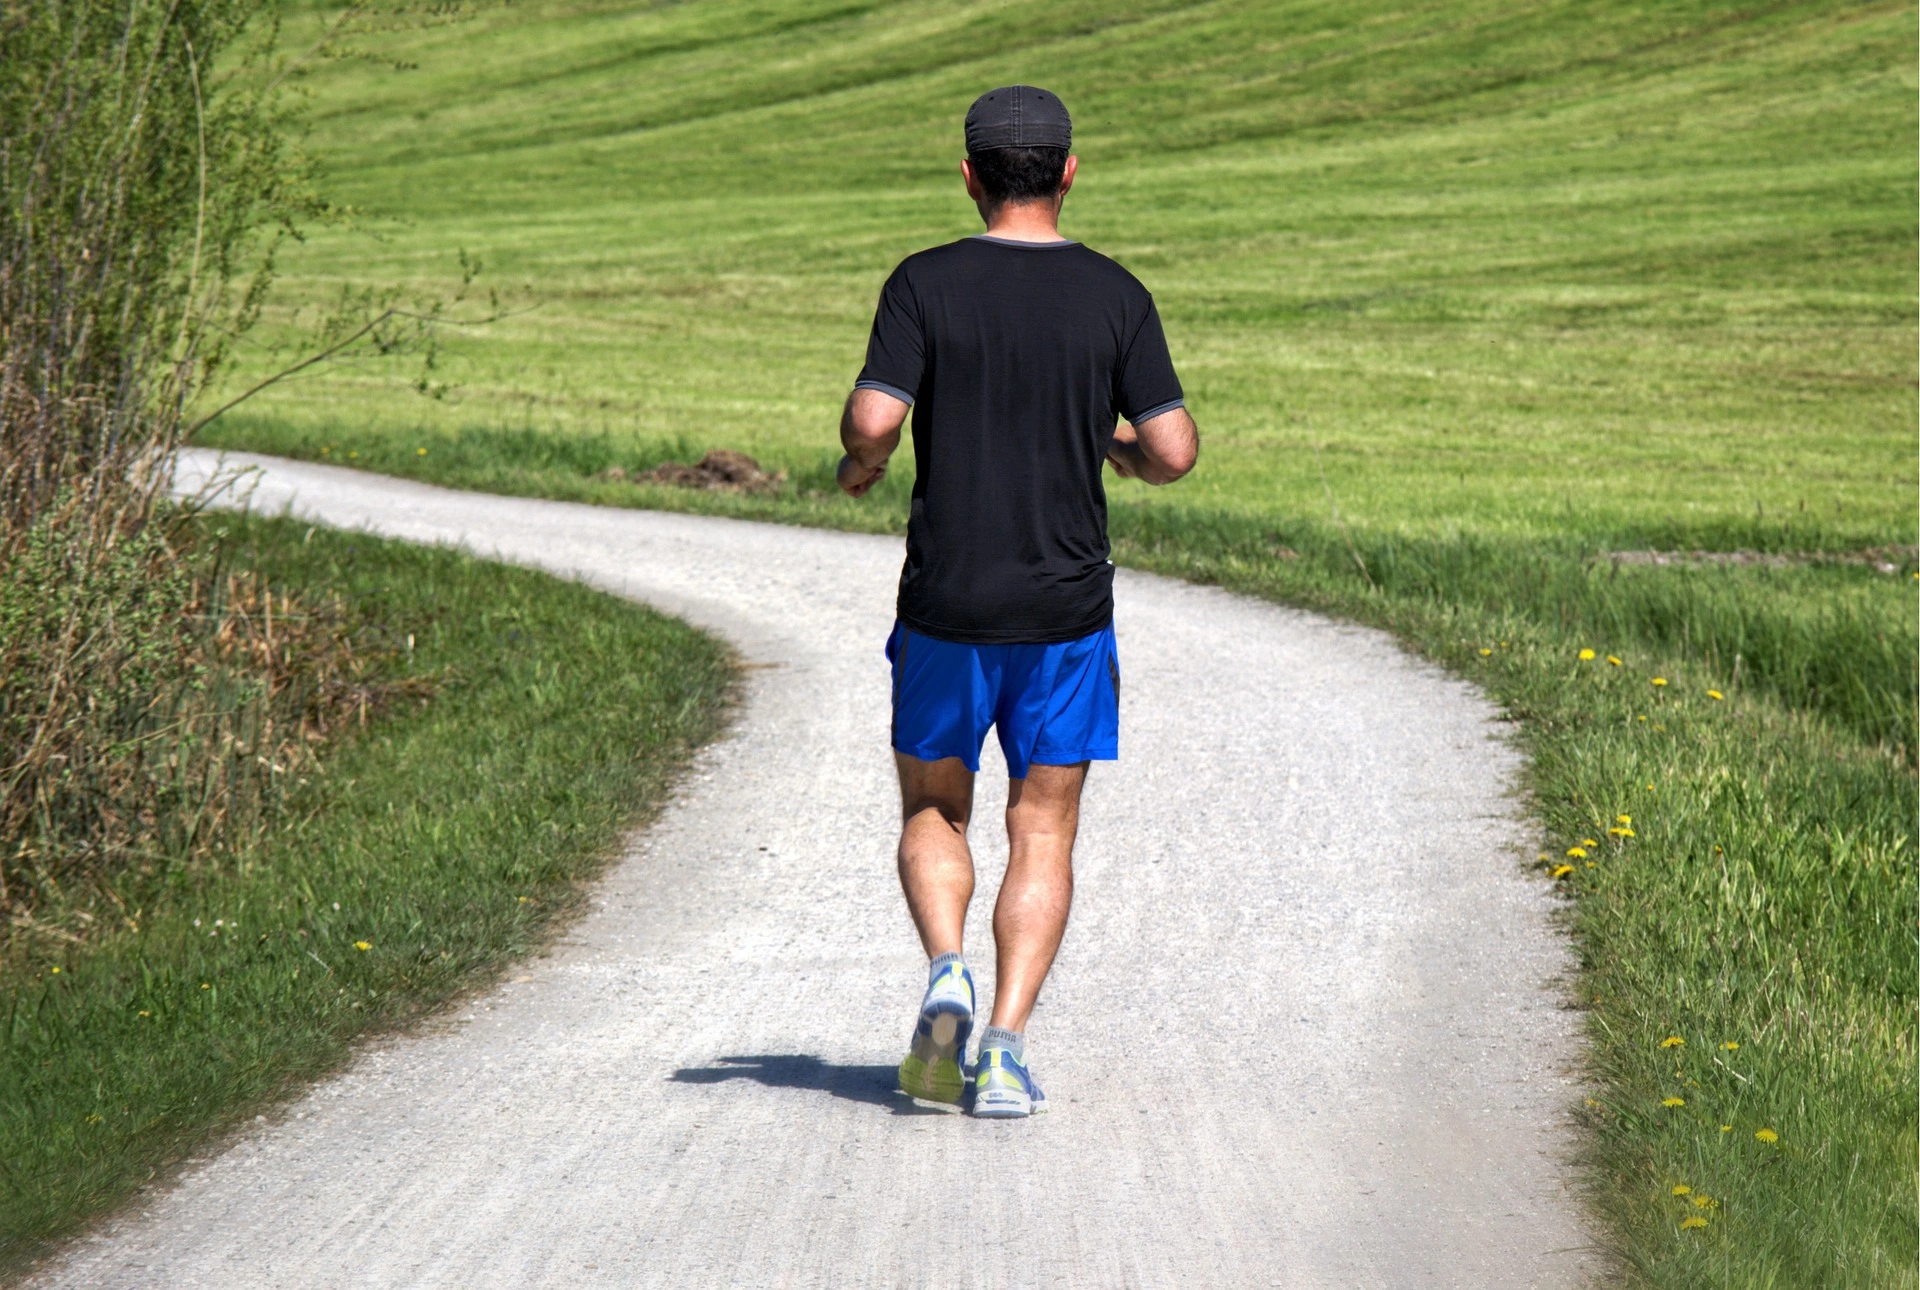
left=197, top=1, right=1918, bottom=1283
left=0, top=516, right=732, bottom=1273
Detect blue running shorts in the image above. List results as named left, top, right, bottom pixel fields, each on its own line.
left=886, top=621, right=1119, bottom=779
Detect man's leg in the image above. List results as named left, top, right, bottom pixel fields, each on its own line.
left=895, top=752, right=976, bottom=955
left=989, top=760, right=1087, bottom=1030
left=895, top=753, right=979, bottom=1104
left=971, top=760, right=1085, bottom=1117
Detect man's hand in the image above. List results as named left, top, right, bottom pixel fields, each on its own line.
left=1106, top=406, right=1198, bottom=485
left=838, top=387, right=910, bottom=498
left=837, top=454, right=888, bottom=497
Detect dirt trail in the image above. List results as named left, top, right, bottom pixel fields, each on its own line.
left=37, top=451, right=1595, bottom=1288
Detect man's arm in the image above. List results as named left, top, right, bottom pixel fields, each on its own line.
left=837, top=387, right=911, bottom=498
left=1106, top=406, right=1198, bottom=485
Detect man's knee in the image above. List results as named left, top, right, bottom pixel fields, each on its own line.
left=897, top=753, right=974, bottom=829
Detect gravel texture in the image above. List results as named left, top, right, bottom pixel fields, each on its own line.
left=36, top=450, right=1596, bottom=1288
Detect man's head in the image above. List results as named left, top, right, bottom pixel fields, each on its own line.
left=962, top=86, right=1077, bottom=220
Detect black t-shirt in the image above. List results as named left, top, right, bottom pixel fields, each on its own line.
left=855, top=236, right=1184, bottom=645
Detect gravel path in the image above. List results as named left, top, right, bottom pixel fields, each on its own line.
left=38, top=450, right=1594, bottom=1288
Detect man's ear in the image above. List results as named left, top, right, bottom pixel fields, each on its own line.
left=1058, top=154, right=1079, bottom=199
left=961, top=158, right=985, bottom=203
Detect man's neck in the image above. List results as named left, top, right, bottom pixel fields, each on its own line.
left=980, top=200, right=1066, bottom=243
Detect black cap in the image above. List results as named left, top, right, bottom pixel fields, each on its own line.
left=965, top=85, right=1072, bottom=153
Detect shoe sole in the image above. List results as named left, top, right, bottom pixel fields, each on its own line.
left=899, top=1009, right=970, bottom=1104
left=971, top=1088, right=1048, bottom=1118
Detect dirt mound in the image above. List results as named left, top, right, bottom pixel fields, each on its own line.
left=599, top=451, right=785, bottom=495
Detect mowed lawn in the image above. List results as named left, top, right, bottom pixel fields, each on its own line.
left=204, top=1, right=1917, bottom=1285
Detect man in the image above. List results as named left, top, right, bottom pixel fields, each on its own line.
left=837, top=85, right=1198, bottom=1118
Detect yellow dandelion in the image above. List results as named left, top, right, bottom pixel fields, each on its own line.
left=417, top=447, right=428, bottom=456
left=1637, top=714, right=1647, bottom=722
left=1499, top=641, right=1509, bottom=648
left=1694, top=1195, right=1717, bottom=1209
left=518, top=896, right=530, bottom=903
left=354, top=940, right=372, bottom=951
left=1679, top=1216, right=1707, bottom=1230
left=1606, top=655, right=1623, bottom=666
left=201, top=983, right=210, bottom=990
left=1662, top=1097, right=1685, bottom=1108
left=1755, top=1128, right=1778, bottom=1144
left=1581, top=837, right=1598, bottom=847
left=1647, top=782, right=1655, bottom=790
left=1566, top=846, right=1588, bottom=859
left=1720, top=1041, right=1739, bottom=1052
left=1578, top=648, right=1596, bottom=661
left=1651, top=677, right=1668, bottom=687
left=1550, top=864, right=1574, bottom=878
left=1609, top=826, right=1635, bottom=837
left=1720, top=1124, right=1732, bottom=1133
left=1707, top=690, right=1724, bottom=701
left=50, top=967, right=59, bottom=974
left=1585, top=861, right=1596, bottom=868
left=1671, top=1184, right=1691, bottom=1196
left=1478, top=648, right=1492, bottom=657
left=1617, top=814, right=1632, bottom=825
left=1661, top=1036, right=1685, bottom=1049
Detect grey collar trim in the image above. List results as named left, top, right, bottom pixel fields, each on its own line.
left=970, top=234, right=1078, bottom=248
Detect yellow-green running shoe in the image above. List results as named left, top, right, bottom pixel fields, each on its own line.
left=898, top=958, right=974, bottom=1104
left=972, top=1045, right=1048, bottom=1118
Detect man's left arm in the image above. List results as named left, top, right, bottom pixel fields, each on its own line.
left=838, top=388, right=911, bottom=498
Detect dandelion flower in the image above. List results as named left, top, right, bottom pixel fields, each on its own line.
left=1720, top=1041, right=1739, bottom=1052
left=138, top=1010, right=151, bottom=1018
left=201, top=983, right=210, bottom=990
left=1637, top=714, right=1647, bottom=722
left=1679, top=1216, right=1707, bottom=1230
left=50, top=967, right=59, bottom=974
left=1578, top=648, right=1596, bottom=661
left=417, top=447, right=428, bottom=456
left=1707, top=690, right=1724, bottom=701
left=1661, top=1036, right=1685, bottom=1049
left=1607, top=655, right=1623, bottom=666
left=1585, top=861, right=1596, bottom=868
left=1478, top=648, right=1492, bottom=657
left=1617, top=814, right=1632, bottom=825
left=1671, top=1184, right=1691, bottom=1196
left=1755, top=1128, right=1778, bottom=1144
left=1609, top=826, right=1635, bottom=837
left=354, top=941, right=372, bottom=951
left=1720, top=1125, right=1732, bottom=1133
left=1550, top=864, right=1574, bottom=878
left=1662, top=1097, right=1685, bottom=1108
left=1694, top=1195, right=1717, bottom=1209
left=1581, top=837, right=1598, bottom=848
left=1651, top=677, right=1668, bottom=687
left=1566, top=846, right=1588, bottom=859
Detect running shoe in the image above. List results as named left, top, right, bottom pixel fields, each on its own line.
left=898, top=958, right=975, bottom=1104
left=971, top=1044, right=1048, bottom=1118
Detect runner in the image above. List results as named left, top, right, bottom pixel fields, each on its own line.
left=836, top=86, right=1199, bottom=1118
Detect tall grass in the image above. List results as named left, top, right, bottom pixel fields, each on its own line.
left=0, top=1, right=308, bottom=917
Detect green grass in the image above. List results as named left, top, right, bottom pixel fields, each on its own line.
left=0, top=515, right=733, bottom=1273
left=195, top=0, right=1917, bottom=1283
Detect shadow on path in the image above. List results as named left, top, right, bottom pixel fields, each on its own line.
left=670, top=1055, right=957, bottom=1117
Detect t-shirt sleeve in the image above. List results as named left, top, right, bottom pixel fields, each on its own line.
left=853, top=265, right=924, bottom=405
left=1114, top=298, right=1185, bottom=425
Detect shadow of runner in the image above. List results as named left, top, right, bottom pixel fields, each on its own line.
left=670, top=1055, right=958, bottom=1116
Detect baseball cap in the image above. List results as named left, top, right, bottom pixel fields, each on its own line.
left=964, top=85, right=1072, bottom=153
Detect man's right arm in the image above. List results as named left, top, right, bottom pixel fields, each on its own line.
left=1107, top=406, right=1198, bottom=485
